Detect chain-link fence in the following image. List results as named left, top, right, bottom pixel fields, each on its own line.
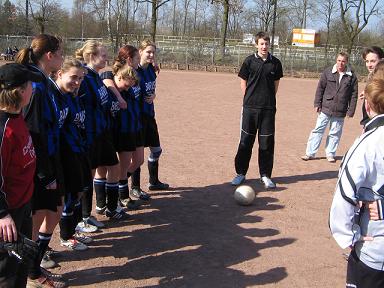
left=0, top=34, right=368, bottom=76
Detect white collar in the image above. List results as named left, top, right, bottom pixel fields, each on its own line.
left=332, top=64, right=352, bottom=76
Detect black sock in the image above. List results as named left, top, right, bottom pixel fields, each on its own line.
left=119, top=179, right=129, bottom=200
left=106, top=182, right=119, bottom=212
left=94, top=178, right=106, bottom=209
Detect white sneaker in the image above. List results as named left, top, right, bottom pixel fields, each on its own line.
left=74, top=232, right=93, bottom=244
left=261, top=176, right=276, bottom=189
left=76, top=221, right=98, bottom=233
left=60, top=238, right=88, bottom=251
left=231, top=174, right=245, bottom=186
left=84, top=216, right=105, bottom=228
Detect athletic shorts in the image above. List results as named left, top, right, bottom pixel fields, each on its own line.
left=61, top=147, right=92, bottom=198
left=89, top=130, right=119, bottom=169
left=142, top=114, right=160, bottom=148
left=32, top=154, right=64, bottom=213
left=115, top=129, right=144, bottom=152
left=346, top=250, right=384, bottom=288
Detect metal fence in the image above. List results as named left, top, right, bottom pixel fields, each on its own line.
left=0, top=34, right=368, bottom=76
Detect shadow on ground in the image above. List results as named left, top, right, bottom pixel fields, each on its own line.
left=62, top=182, right=296, bottom=287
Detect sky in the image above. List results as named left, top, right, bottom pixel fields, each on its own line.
left=59, top=0, right=381, bottom=33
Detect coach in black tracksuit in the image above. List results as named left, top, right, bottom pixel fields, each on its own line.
left=231, top=32, right=283, bottom=188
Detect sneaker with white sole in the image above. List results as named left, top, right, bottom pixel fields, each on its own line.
left=231, top=174, right=245, bottom=186
left=75, top=221, right=98, bottom=233
left=60, top=238, right=88, bottom=251
left=84, top=216, right=105, bottom=228
left=131, top=188, right=151, bottom=201
left=74, top=232, right=93, bottom=244
left=261, top=176, right=276, bottom=189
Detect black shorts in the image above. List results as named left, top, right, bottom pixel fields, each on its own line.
left=116, top=130, right=144, bottom=152
left=61, top=148, right=92, bottom=198
left=142, top=114, right=160, bottom=147
left=346, top=249, right=384, bottom=288
left=89, top=130, right=119, bottom=169
left=32, top=153, right=64, bottom=212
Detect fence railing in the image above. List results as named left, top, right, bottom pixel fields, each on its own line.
left=0, top=34, right=369, bottom=75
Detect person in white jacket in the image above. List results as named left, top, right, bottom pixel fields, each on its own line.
left=330, top=78, right=384, bottom=287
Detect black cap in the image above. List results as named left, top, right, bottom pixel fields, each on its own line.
left=0, top=63, right=43, bottom=89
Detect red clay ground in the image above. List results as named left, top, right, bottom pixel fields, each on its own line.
left=46, top=70, right=364, bottom=287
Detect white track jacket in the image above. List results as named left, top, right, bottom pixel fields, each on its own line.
left=330, top=114, right=384, bottom=271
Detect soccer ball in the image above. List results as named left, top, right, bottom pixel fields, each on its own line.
left=234, top=185, right=255, bottom=206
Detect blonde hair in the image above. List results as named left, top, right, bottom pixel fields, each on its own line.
left=60, top=58, right=87, bottom=75
left=139, top=39, right=156, bottom=51
left=365, top=78, right=384, bottom=114
left=0, top=83, right=27, bottom=111
left=75, top=40, right=103, bottom=63
left=114, top=64, right=139, bottom=85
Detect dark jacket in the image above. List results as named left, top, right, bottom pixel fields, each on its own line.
left=314, top=65, right=358, bottom=118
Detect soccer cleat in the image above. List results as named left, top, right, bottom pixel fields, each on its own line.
left=27, top=272, right=67, bottom=288
left=138, top=190, right=151, bottom=201
left=148, top=181, right=169, bottom=191
left=231, top=174, right=245, bottom=186
left=84, top=216, right=105, bottom=228
left=45, top=247, right=60, bottom=259
left=261, top=176, right=276, bottom=189
left=40, top=254, right=57, bottom=269
left=106, top=209, right=128, bottom=220
left=75, top=221, right=98, bottom=233
left=60, top=238, right=88, bottom=251
left=73, top=232, right=93, bottom=244
left=40, top=268, right=64, bottom=280
left=301, top=155, right=315, bottom=161
left=129, top=187, right=141, bottom=199
left=95, top=205, right=106, bottom=215
left=131, top=187, right=151, bottom=201
left=120, top=198, right=141, bottom=210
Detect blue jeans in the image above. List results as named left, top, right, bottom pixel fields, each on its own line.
left=305, top=112, right=345, bottom=157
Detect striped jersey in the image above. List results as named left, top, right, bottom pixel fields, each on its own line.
left=51, top=81, right=86, bottom=153
left=79, top=66, right=109, bottom=146
left=100, top=71, right=142, bottom=134
left=137, top=63, right=156, bottom=117
left=23, top=65, right=60, bottom=184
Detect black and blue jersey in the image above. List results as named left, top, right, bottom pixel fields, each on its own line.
left=137, top=64, right=156, bottom=117
left=51, top=81, right=87, bottom=154
left=23, top=65, right=60, bottom=184
left=79, top=66, right=109, bottom=146
left=100, top=71, right=141, bottom=134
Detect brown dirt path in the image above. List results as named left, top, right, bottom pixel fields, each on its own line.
left=48, top=70, right=363, bottom=287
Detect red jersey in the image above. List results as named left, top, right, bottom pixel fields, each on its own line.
left=0, top=111, right=36, bottom=213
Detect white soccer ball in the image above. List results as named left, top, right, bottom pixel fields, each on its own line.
left=234, top=185, right=255, bottom=206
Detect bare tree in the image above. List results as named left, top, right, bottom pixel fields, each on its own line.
left=136, top=0, right=171, bottom=41
left=283, top=0, right=315, bottom=29
left=317, top=0, right=338, bottom=57
left=29, top=0, right=61, bottom=33
left=182, top=0, right=192, bottom=35
left=253, top=0, right=275, bottom=32
left=339, top=0, right=381, bottom=54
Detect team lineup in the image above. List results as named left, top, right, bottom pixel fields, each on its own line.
left=0, top=32, right=383, bottom=287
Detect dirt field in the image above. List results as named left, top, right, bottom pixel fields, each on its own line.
left=46, top=70, right=364, bottom=287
